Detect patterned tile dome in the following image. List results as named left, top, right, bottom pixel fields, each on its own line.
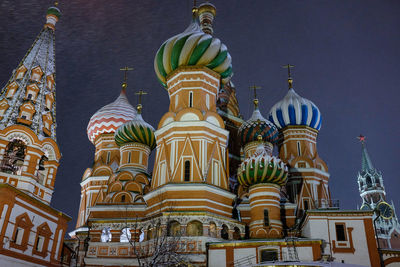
left=237, top=145, right=288, bottom=187
left=114, top=113, right=156, bottom=149
left=238, top=106, right=279, bottom=145
left=268, top=88, right=322, bottom=131
left=87, top=90, right=137, bottom=144
left=154, top=20, right=232, bottom=87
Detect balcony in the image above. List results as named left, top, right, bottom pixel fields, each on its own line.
left=313, top=199, right=340, bottom=210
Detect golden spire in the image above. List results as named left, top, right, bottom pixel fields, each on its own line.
left=282, top=64, right=294, bottom=89
left=119, top=66, right=134, bottom=90
left=249, top=85, right=261, bottom=109
left=135, top=89, right=148, bottom=114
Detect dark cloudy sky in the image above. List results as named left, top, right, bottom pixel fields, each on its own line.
left=0, top=1, right=399, bottom=233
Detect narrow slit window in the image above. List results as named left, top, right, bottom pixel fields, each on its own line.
left=304, top=199, right=309, bottom=210
left=121, top=195, right=126, bottom=202
left=184, top=160, right=190, bottom=181
left=128, top=152, right=131, bottom=163
left=297, top=142, right=301, bottom=156
left=264, top=209, right=269, bottom=226
left=189, top=91, right=193, bottom=108
left=35, top=236, right=44, bottom=252
left=106, top=152, right=111, bottom=164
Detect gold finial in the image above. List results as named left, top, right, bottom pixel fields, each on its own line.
left=54, top=1, right=59, bottom=7
left=135, top=89, right=148, bottom=114
left=282, top=64, right=294, bottom=89
left=192, top=0, right=198, bottom=18
left=120, top=66, right=134, bottom=89
left=249, top=85, right=261, bottom=108
left=257, top=135, right=263, bottom=142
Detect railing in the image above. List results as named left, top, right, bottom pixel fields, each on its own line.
left=313, top=199, right=340, bottom=210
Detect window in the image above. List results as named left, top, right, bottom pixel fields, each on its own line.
left=101, top=227, right=112, bottom=242
left=106, top=152, right=111, bottom=164
left=120, top=228, right=131, bottom=242
left=233, top=227, right=241, bottom=240
left=209, top=222, right=217, bottom=238
left=304, top=200, right=309, bottom=210
left=206, top=94, right=210, bottom=109
left=167, top=221, right=181, bottom=237
left=27, top=94, right=32, bottom=100
left=297, top=142, right=301, bottom=156
left=264, top=209, right=270, bottom=226
left=21, top=115, right=27, bottom=120
left=32, top=222, right=52, bottom=257
left=261, top=249, right=278, bottom=262
left=121, top=195, right=126, bottom=202
left=189, top=91, right=193, bottom=107
left=1, top=139, right=26, bottom=174
left=297, top=162, right=306, bottom=168
left=128, top=152, right=131, bottom=163
left=221, top=224, right=229, bottom=240
left=184, top=160, right=190, bottom=181
left=336, top=223, right=346, bottom=241
left=14, top=227, right=24, bottom=245
left=213, top=161, right=219, bottom=185
left=175, top=95, right=179, bottom=109
left=186, top=221, right=203, bottom=236
left=35, top=236, right=44, bottom=252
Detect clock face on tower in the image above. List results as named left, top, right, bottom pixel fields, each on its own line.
left=377, top=201, right=394, bottom=220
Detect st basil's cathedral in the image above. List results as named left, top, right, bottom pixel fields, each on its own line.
left=0, top=2, right=399, bottom=267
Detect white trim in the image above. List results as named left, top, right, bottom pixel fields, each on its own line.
left=80, top=176, right=110, bottom=187
left=143, top=184, right=235, bottom=202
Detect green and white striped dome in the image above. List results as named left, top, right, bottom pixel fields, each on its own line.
left=237, top=145, right=288, bottom=187
left=154, top=21, right=232, bottom=87
left=114, top=114, right=156, bottom=150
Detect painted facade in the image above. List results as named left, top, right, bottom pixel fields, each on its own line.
left=66, top=2, right=398, bottom=267
left=0, top=4, right=71, bottom=267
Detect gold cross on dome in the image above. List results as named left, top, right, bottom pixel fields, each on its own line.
left=135, top=89, right=148, bottom=114
left=282, top=64, right=294, bottom=89
left=249, top=85, right=261, bottom=108
left=120, top=66, right=134, bottom=88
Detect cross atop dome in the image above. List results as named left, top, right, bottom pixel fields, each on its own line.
left=249, top=85, right=261, bottom=108
left=282, top=64, right=294, bottom=89
left=135, top=89, right=148, bottom=114
left=120, top=66, right=133, bottom=90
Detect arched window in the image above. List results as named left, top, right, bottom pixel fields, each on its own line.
left=101, top=227, right=112, bottom=242
left=37, top=155, right=48, bottom=184
left=128, top=152, right=131, bottom=163
left=147, top=226, right=153, bottom=240
left=186, top=221, right=203, bottom=236
left=10, top=213, right=33, bottom=251
left=221, top=224, right=229, bottom=240
left=184, top=160, right=190, bottom=182
left=120, top=228, right=131, bottom=242
left=121, top=195, right=126, bottom=203
left=32, top=223, right=52, bottom=257
left=209, top=222, right=217, bottom=238
left=1, top=139, right=26, bottom=174
left=233, top=227, right=241, bottom=240
left=168, top=221, right=181, bottom=236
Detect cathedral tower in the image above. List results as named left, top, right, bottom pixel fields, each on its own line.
left=268, top=68, right=331, bottom=213
left=237, top=97, right=288, bottom=238
left=149, top=5, right=244, bottom=234
left=0, top=4, right=70, bottom=266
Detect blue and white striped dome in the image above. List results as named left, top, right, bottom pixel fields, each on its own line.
left=268, top=88, right=322, bottom=131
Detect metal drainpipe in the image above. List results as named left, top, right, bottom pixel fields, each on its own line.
left=206, top=242, right=209, bottom=267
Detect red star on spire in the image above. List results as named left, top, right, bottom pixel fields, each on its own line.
left=357, top=134, right=366, bottom=144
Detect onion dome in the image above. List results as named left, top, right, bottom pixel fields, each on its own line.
left=114, top=112, right=156, bottom=150
left=154, top=20, right=232, bottom=87
left=87, top=90, right=137, bottom=143
left=46, top=6, right=61, bottom=19
left=269, top=88, right=322, bottom=131
left=238, top=103, right=279, bottom=145
left=237, top=145, right=288, bottom=187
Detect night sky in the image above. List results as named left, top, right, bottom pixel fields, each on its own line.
left=0, top=1, right=399, bottom=233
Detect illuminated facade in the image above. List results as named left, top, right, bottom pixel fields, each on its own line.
left=68, top=2, right=399, bottom=267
